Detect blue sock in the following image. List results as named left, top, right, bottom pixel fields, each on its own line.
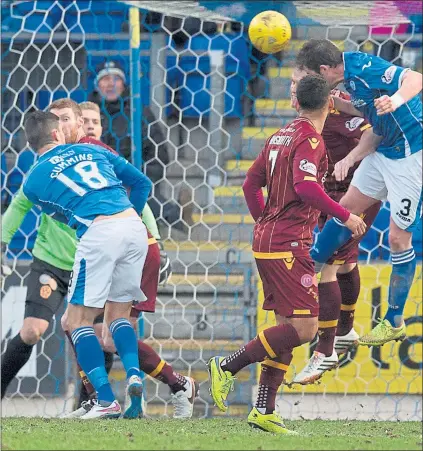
left=384, top=249, right=417, bottom=327
left=110, top=318, right=141, bottom=379
left=71, top=327, right=115, bottom=403
left=310, top=218, right=352, bottom=263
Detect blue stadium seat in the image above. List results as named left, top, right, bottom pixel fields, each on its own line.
left=2, top=1, right=62, bottom=35
left=6, top=150, right=36, bottom=195
left=63, top=0, right=128, bottom=35
left=173, top=33, right=251, bottom=118
left=8, top=208, right=39, bottom=256
left=6, top=150, right=38, bottom=256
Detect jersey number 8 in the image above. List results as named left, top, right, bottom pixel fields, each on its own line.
left=58, top=161, right=108, bottom=195
left=74, top=161, right=108, bottom=189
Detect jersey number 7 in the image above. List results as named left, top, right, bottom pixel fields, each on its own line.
left=269, top=150, right=278, bottom=176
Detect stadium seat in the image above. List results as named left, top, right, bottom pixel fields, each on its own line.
left=8, top=207, right=39, bottom=256
left=5, top=150, right=38, bottom=256
left=173, top=33, right=251, bottom=118
left=2, top=1, right=62, bottom=35
left=63, top=0, right=128, bottom=35
left=6, top=150, right=36, bottom=195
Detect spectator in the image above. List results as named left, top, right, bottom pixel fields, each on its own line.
left=88, top=61, right=193, bottom=231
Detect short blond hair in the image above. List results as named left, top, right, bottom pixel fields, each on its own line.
left=79, top=101, right=101, bottom=114
left=47, top=98, right=82, bottom=117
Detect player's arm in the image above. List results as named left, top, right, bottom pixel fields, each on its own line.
left=142, top=202, right=161, bottom=240
left=334, top=127, right=383, bottom=181
left=345, top=52, right=422, bottom=115
left=375, top=69, right=422, bottom=115
left=331, top=96, right=363, bottom=117
left=106, top=153, right=152, bottom=215
left=1, top=188, right=34, bottom=245
left=242, top=148, right=267, bottom=221
left=293, top=138, right=366, bottom=237
left=1, top=188, right=34, bottom=277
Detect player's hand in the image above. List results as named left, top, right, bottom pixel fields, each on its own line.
left=158, top=242, right=172, bottom=286
left=374, top=95, right=397, bottom=116
left=333, top=155, right=354, bottom=181
left=1, top=243, right=12, bottom=279
left=344, top=214, right=367, bottom=238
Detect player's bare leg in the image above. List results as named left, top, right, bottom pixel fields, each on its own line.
left=335, top=263, right=360, bottom=353
left=359, top=220, right=412, bottom=346
left=1, top=317, right=49, bottom=399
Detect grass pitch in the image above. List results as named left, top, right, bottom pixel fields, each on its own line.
left=1, top=418, right=422, bottom=450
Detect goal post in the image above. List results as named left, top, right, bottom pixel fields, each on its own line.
left=1, top=0, right=421, bottom=420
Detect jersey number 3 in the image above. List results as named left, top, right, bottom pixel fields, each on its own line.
left=58, top=161, right=108, bottom=195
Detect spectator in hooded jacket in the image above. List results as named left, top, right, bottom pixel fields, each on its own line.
left=89, top=61, right=193, bottom=231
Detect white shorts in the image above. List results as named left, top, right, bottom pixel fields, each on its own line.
left=351, top=150, right=422, bottom=231
left=68, top=217, right=148, bottom=308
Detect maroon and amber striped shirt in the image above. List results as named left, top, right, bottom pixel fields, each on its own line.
left=248, top=117, right=328, bottom=257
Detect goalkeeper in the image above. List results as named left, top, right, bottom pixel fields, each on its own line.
left=1, top=99, right=198, bottom=419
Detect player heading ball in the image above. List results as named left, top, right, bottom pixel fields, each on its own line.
left=207, top=75, right=366, bottom=435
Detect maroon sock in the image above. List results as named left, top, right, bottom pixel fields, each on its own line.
left=337, top=266, right=360, bottom=336
left=256, top=351, right=293, bottom=414
left=137, top=341, right=186, bottom=393
left=222, top=324, right=301, bottom=375
left=315, top=281, right=341, bottom=357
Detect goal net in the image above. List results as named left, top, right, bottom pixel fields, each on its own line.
left=1, top=0, right=421, bottom=420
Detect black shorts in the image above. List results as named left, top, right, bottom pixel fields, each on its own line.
left=25, top=257, right=71, bottom=322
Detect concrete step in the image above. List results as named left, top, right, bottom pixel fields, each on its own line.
left=186, top=214, right=255, bottom=243
left=141, top=338, right=247, bottom=363
left=212, top=185, right=267, bottom=215
left=255, top=99, right=296, bottom=117
left=143, top=306, right=249, bottom=340
left=162, top=240, right=254, bottom=265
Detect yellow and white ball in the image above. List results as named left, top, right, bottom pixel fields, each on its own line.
left=248, top=11, right=292, bottom=54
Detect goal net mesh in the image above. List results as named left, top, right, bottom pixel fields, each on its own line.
left=1, top=0, right=421, bottom=420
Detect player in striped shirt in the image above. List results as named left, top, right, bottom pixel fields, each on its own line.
left=208, top=75, right=366, bottom=435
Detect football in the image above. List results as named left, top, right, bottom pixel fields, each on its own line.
left=248, top=10, right=292, bottom=54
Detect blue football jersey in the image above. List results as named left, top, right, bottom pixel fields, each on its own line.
left=343, top=51, right=422, bottom=159
left=23, top=143, right=136, bottom=237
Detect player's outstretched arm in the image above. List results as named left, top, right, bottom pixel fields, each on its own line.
left=375, top=70, right=422, bottom=115
left=112, top=158, right=153, bottom=215
left=332, top=96, right=363, bottom=117
left=295, top=181, right=366, bottom=238
left=334, top=127, right=381, bottom=181
left=1, top=188, right=34, bottom=245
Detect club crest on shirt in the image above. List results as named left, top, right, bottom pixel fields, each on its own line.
left=299, top=159, right=317, bottom=176
left=301, top=274, right=314, bottom=288
left=349, top=80, right=356, bottom=91
left=345, top=117, right=365, bottom=131
left=382, top=66, right=396, bottom=84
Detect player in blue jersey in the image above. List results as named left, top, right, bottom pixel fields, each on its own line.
left=296, top=40, right=422, bottom=347
left=22, top=111, right=153, bottom=419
